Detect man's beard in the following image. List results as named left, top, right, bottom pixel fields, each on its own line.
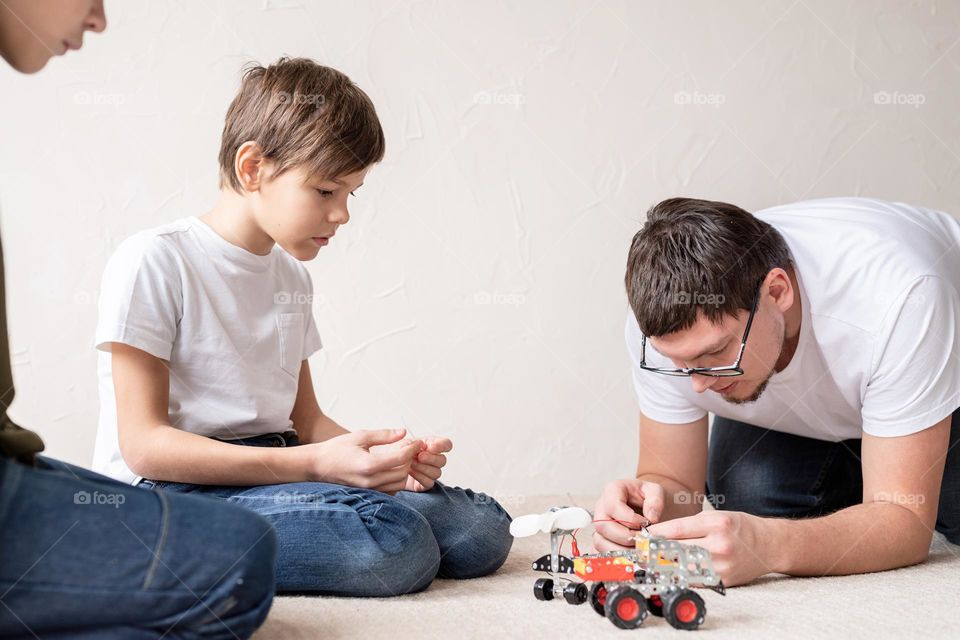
left=723, top=375, right=771, bottom=405
left=722, top=321, right=786, bottom=405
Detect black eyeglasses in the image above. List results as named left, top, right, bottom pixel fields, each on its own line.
left=639, top=281, right=763, bottom=378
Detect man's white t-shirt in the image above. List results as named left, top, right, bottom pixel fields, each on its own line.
left=92, top=217, right=322, bottom=484
left=628, top=197, right=960, bottom=441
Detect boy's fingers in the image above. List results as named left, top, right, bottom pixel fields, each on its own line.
left=424, top=437, right=453, bottom=454
left=351, top=428, right=406, bottom=448
left=376, top=479, right=409, bottom=495
left=407, top=468, right=435, bottom=490
left=369, top=439, right=421, bottom=469
left=416, top=451, right=447, bottom=468
left=411, top=461, right=442, bottom=480
left=365, top=468, right=409, bottom=488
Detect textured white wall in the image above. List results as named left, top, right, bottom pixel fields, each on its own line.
left=1, top=0, right=958, bottom=499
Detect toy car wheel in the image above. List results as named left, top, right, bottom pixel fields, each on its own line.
left=563, top=582, right=588, bottom=605
left=589, top=582, right=608, bottom=616
left=533, top=578, right=554, bottom=601
left=647, top=593, right=664, bottom=617
left=664, top=589, right=706, bottom=630
left=605, top=588, right=648, bottom=630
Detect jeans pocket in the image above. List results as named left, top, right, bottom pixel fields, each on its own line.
left=277, top=312, right=305, bottom=378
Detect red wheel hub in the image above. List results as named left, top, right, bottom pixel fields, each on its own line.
left=597, top=587, right=607, bottom=605
left=616, top=596, right=640, bottom=621
left=675, top=598, right=698, bottom=623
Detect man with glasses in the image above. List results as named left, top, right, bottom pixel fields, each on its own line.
left=593, top=197, right=960, bottom=586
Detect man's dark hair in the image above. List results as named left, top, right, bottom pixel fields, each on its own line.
left=625, top=197, right=793, bottom=337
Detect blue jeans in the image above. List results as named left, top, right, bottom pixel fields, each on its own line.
left=0, top=455, right=277, bottom=639
left=139, top=432, right=514, bottom=596
left=707, top=408, right=960, bottom=544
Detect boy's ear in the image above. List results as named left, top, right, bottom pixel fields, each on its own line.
left=235, top=141, right=266, bottom=191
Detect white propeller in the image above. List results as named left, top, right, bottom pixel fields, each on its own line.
left=509, top=507, right=592, bottom=537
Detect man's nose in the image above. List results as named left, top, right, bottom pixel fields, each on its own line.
left=691, top=374, right=715, bottom=394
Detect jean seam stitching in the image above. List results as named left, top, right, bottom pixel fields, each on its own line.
left=142, top=490, right=171, bottom=590
left=809, top=446, right=838, bottom=500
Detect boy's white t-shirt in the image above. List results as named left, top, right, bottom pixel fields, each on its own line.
left=93, top=217, right=322, bottom=484
left=628, top=197, right=960, bottom=441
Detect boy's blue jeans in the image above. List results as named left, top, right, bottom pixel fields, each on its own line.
left=0, top=455, right=277, bottom=639
left=139, top=432, right=514, bottom=596
left=707, top=408, right=960, bottom=544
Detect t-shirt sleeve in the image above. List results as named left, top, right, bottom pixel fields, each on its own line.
left=301, top=268, right=322, bottom=360
left=95, top=234, right=182, bottom=360
left=625, top=312, right=707, bottom=424
left=861, top=276, right=960, bottom=436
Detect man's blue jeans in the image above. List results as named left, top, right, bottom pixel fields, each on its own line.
left=707, top=408, right=960, bottom=544
left=139, top=432, right=514, bottom=596
left=0, top=455, right=277, bottom=639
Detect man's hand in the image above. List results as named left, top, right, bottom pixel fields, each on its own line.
left=646, top=510, right=776, bottom=586
left=593, top=479, right=665, bottom=551
left=403, top=436, right=453, bottom=492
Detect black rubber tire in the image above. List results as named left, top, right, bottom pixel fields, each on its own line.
left=563, top=582, right=588, bottom=605
left=533, top=578, right=554, bottom=601
left=589, top=582, right=608, bottom=616
left=664, top=589, right=706, bottom=630
left=647, top=593, right=665, bottom=617
left=605, top=588, right=648, bottom=630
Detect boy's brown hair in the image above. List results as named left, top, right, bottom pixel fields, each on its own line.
left=218, top=57, right=385, bottom=190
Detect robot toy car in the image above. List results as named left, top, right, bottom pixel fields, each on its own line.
left=510, top=507, right=726, bottom=631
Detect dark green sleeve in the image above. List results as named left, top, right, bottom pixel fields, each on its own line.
left=0, top=233, right=44, bottom=463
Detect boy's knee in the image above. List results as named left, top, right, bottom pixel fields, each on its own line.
left=368, top=500, right=440, bottom=596
left=439, top=495, right=513, bottom=579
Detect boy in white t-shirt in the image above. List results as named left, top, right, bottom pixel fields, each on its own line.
left=593, top=197, right=959, bottom=586
left=93, top=57, right=512, bottom=595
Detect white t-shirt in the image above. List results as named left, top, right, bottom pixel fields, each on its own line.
left=92, top=217, right=322, bottom=484
left=628, top=197, right=960, bottom=441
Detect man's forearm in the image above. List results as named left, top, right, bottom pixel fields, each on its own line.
left=765, top=501, right=932, bottom=576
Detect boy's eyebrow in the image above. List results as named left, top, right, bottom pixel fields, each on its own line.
left=327, top=177, right=364, bottom=189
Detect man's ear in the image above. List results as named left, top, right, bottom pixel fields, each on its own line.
left=765, top=267, right=794, bottom=313
left=234, top=141, right=266, bottom=192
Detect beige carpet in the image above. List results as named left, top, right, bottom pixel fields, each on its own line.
left=252, top=495, right=958, bottom=639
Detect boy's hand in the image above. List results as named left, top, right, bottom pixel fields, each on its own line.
left=306, top=428, right=422, bottom=495
left=404, top=436, right=453, bottom=492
